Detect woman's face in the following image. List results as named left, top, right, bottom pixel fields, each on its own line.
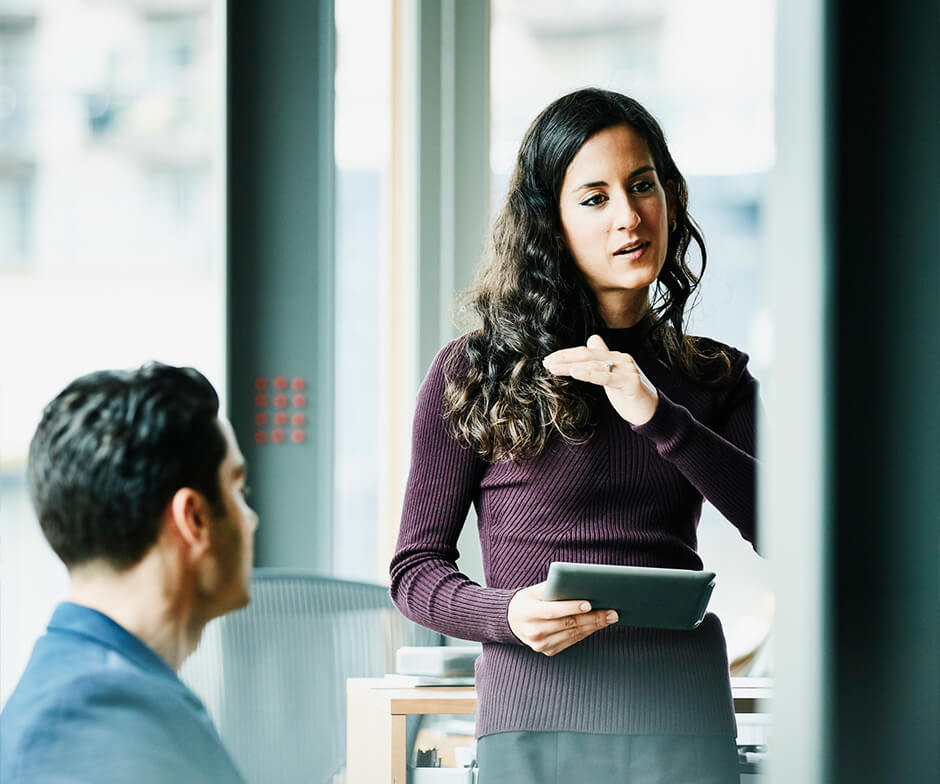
left=558, top=124, right=674, bottom=325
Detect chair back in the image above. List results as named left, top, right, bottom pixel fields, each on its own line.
left=180, top=568, right=442, bottom=784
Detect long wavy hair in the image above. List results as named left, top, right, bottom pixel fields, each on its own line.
left=444, top=88, right=728, bottom=462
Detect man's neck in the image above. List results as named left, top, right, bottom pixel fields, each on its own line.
left=68, top=553, right=205, bottom=671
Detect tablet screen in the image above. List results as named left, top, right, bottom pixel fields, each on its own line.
left=543, top=562, right=716, bottom=630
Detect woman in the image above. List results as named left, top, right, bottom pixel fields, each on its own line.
left=390, top=88, right=757, bottom=783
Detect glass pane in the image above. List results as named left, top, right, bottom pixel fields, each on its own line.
left=333, top=0, right=390, bottom=582
left=0, top=0, right=224, bottom=705
left=491, top=0, right=775, bottom=675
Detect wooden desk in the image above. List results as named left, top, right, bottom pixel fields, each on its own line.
left=346, top=677, right=771, bottom=784
left=346, top=678, right=476, bottom=784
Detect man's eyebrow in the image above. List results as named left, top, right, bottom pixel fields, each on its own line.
left=572, top=166, right=656, bottom=192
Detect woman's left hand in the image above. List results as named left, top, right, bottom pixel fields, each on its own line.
left=543, top=334, right=659, bottom=426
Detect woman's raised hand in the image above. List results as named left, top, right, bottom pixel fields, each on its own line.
left=507, top=581, right=618, bottom=656
left=543, top=334, right=659, bottom=426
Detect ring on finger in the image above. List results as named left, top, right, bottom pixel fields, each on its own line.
left=605, top=360, right=614, bottom=373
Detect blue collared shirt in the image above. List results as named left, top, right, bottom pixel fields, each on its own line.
left=0, top=602, right=245, bottom=784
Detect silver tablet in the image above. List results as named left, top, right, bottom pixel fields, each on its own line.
left=543, top=562, right=716, bottom=630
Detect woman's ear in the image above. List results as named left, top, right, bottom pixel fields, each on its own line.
left=665, top=179, right=678, bottom=226
left=167, top=487, right=212, bottom=559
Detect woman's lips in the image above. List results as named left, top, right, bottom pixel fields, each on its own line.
left=613, top=241, right=649, bottom=261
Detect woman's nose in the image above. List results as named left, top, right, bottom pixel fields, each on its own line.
left=614, top=194, right=641, bottom=231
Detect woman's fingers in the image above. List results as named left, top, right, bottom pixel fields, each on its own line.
left=508, top=581, right=619, bottom=656
left=542, top=335, right=617, bottom=366
left=542, top=334, right=659, bottom=426
left=567, top=360, right=635, bottom=385
left=543, top=335, right=631, bottom=379
left=542, top=345, right=613, bottom=369
left=544, top=349, right=642, bottom=388
left=533, top=610, right=619, bottom=656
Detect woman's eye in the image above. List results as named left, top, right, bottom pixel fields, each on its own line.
left=631, top=180, right=655, bottom=194
left=580, top=193, right=607, bottom=207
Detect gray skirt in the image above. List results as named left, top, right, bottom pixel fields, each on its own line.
left=476, top=730, right=739, bottom=784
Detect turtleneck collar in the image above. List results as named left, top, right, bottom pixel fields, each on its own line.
left=597, top=316, right=653, bottom=352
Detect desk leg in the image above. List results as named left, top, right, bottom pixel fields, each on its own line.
left=347, top=683, right=393, bottom=784
left=391, top=714, right=407, bottom=784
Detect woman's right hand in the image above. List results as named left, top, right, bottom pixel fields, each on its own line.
left=507, top=581, right=618, bottom=656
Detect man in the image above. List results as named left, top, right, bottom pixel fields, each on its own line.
left=0, top=363, right=257, bottom=783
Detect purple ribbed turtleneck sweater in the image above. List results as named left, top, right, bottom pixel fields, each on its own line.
left=390, top=325, right=758, bottom=739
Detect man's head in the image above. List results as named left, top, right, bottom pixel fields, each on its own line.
left=28, top=362, right=257, bottom=615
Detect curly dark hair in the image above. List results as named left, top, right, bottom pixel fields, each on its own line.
left=444, top=88, right=728, bottom=462
left=27, top=362, right=227, bottom=570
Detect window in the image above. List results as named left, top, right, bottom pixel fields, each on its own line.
left=0, top=0, right=224, bottom=706
left=332, top=0, right=392, bottom=582
left=0, top=18, right=36, bottom=268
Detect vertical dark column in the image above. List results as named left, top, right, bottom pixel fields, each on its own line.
left=415, top=0, right=444, bottom=374
left=827, top=1, right=939, bottom=781
left=227, top=0, right=335, bottom=570
left=414, top=0, right=490, bottom=376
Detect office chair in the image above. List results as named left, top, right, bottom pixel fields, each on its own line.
left=180, top=568, right=442, bottom=784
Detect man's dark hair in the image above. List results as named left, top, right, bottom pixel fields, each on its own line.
left=27, top=362, right=227, bottom=570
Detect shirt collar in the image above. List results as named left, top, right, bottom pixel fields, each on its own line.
left=47, top=601, right=179, bottom=681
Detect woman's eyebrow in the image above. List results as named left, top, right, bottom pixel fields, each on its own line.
left=574, top=180, right=608, bottom=192
left=572, top=166, right=655, bottom=193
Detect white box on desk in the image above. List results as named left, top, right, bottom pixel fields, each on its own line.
left=408, top=767, right=475, bottom=784
left=736, top=711, right=772, bottom=746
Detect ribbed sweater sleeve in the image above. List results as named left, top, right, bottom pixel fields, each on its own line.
left=633, top=350, right=758, bottom=547
left=389, top=342, right=521, bottom=644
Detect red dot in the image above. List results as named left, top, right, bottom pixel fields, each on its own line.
left=274, top=376, right=288, bottom=390
left=274, top=412, right=288, bottom=426
left=255, top=413, right=268, bottom=426
left=292, top=394, right=306, bottom=408
left=291, top=377, right=306, bottom=391
left=254, top=431, right=267, bottom=445
left=291, top=413, right=306, bottom=427
left=291, top=430, right=306, bottom=444
left=271, top=429, right=285, bottom=443
left=274, top=394, right=288, bottom=408
left=254, top=394, right=268, bottom=408
left=254, top=377, right=268, bottom=391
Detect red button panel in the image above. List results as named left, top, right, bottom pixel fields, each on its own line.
left=253, top=375, right=308, bottom=445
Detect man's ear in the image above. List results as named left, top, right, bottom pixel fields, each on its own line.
left=167, top=488, right=212, bottom=558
